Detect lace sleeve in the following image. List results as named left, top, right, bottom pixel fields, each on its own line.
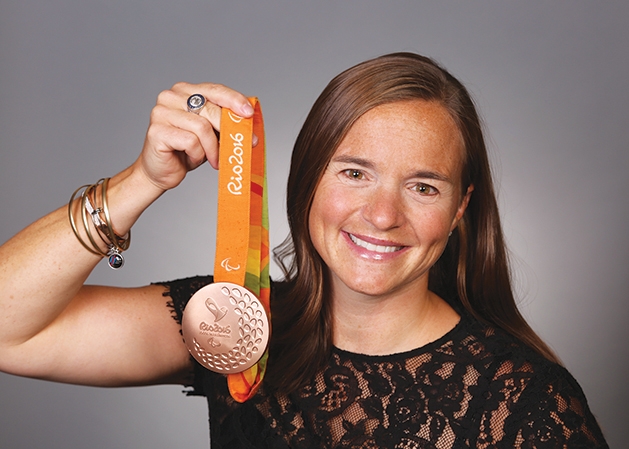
left=154, top=275, right=213, bottom=325
left=154, top=275, right=214, bottom=395
left=503, top=362, right=609, bottom=448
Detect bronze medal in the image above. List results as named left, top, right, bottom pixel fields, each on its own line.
left=182, top=282, right=269, bottom=373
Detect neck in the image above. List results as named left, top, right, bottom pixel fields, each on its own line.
left=330, top=280, right=459, bottom=356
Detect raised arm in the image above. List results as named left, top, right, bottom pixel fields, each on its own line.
left=0, top=82, right=254, bottom=386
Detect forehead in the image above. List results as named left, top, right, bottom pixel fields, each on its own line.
left=333, top=100, right=465, bottom=175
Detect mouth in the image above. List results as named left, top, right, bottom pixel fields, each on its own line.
left=348, top=233, right=404, bottom=253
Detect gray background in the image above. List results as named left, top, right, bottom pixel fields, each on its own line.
left=1, top=1, right=627, bottom=447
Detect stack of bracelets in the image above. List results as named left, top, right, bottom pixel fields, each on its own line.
left=68, top=178, right=130, bottom=269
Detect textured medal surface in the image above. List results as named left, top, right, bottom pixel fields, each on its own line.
left=182, top=282, right=269, bottom=373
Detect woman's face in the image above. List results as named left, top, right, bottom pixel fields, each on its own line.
left=308, top=100, right=472, bottom=300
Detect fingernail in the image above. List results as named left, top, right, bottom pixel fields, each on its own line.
left=241, top=103, right=254, bottom=116
left=252, top=134, right=259, bottom=146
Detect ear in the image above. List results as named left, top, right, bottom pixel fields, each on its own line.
left=450, top=184, right=474, bottom=232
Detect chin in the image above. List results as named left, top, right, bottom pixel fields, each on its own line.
left=334, top=266, right=430, bottom=299
left=338, top=276, right=402, bottom=298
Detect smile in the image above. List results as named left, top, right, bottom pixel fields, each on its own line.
left=348, top=233, right=403, bottom=253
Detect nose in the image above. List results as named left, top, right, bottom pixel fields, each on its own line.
left=361, top=186, right=405, bottom=231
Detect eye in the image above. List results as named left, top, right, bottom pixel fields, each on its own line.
left=343, top=169, right=365, bottom=180
left=412, top=183, right=438, bottom=195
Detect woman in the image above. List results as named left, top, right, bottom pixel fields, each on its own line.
left=0, top=53, right=608, bottom=447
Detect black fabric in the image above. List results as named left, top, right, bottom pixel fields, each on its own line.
left=160, top=275, right=608, bottom=448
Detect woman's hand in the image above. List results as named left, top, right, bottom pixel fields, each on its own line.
left=135, top=82, right=255, bottom=192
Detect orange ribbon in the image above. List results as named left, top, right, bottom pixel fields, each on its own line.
left=215, top=98, right=270, bottom=402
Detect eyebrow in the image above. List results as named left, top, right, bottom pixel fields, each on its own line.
left=331, top=155, right=376, bottom=169
left=331, top=155, right=453, bottom=183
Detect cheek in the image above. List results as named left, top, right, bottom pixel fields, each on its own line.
left=308, top=184, right=353, bottom=249
left=414, top=204, right=459, bottom=241
left=308, top=188, right=332, bottom=253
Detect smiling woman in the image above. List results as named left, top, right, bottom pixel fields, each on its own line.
left=308, top=100, right=471, bottom=355
left=0, top=53, right=609, bottom=448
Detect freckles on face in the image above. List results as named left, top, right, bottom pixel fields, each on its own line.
left=308, top=100, right=470, bottom=298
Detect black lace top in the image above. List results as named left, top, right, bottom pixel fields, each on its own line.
left=161, top=276, right=608, bottom=448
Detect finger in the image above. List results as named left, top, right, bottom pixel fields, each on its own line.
left=152, top=104, right=221, bottom=169
left=190, top=84, right=259, bottom=147
left=171, top=82, right=253, bottom=123
left=146, top=121, right=208, bottom=170
left=199, top=101, right=259, bottom=147
left=158, top=84, right=251, bottom=141
left=191, top=82, right=254, bottom=117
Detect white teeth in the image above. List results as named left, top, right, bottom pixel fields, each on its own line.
left=349, top=234, right=402, bottom=253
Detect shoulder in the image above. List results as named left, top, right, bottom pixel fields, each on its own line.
left=459, top=314, right=586, bottom=412
left=459, top=314, right=608, bottom=447
left=153, top=275, right=214, bottom=325
left=155, top=274, right=214, bottom=299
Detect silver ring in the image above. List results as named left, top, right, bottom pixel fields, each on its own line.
left=187, top=94, right=206, bottom=114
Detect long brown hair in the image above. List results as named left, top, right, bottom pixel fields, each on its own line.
left=266, top=52, right=558, bottom=394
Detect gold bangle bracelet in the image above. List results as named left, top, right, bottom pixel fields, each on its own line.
left=100, top=177, right=130, bottom=251
left=68, top=178, right=130, bottom=269
left=81, top=184, right=109, bottom=257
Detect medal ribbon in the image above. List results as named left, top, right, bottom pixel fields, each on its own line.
left=214, top=98, right=270, bottom=402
